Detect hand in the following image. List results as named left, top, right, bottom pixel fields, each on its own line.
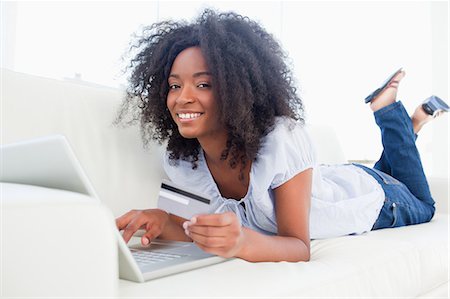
left=116, top=209, right=169, bottom=246
left=183, top=212, right=246, bottom=258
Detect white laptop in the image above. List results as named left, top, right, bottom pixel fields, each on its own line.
left=0, top=135, right=228, bottom=282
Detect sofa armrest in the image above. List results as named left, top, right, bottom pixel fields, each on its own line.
left=428, top=176, right=449, bottom=214
left=1, top=183, right=118, bottom=297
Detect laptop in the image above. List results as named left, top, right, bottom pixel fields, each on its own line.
left=0, top=135, right=228, bottom=282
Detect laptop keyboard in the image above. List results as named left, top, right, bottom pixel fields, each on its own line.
left=131, top=249, right=185, bottom=265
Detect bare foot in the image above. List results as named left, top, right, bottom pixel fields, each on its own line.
left=370, top=70, right=406, bottom=112
left=411, top=105, right=443, bottom=134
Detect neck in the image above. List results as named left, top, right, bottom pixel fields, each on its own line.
left=198, top=132, right=228, bottom=166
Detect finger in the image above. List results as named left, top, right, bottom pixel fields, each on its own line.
left=187, top=224, right=227, bottom=238
left=194, top=241, right=221, bottom=256
left=141, top=224, right=163, bottom=245
left=121, top=217, right=149, bottom=244
left=141, top=231, right=154, bottom=246
left=189, top=231, right=225, bottom=248
left=115, top=210, right=137, bottom=230
left=193, top=241, right=213, bottom=254
left=193, top=238, right=238, bottom=258
left=190, top=212, right=236, bottom=227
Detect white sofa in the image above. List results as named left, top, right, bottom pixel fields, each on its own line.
left=1, top=68, right=448, bottom=298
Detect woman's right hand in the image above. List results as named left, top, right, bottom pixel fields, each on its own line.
left=116, top=209, right=170, bottom=245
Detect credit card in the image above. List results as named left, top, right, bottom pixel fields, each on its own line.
left=157, top=179, right=212, bottom=220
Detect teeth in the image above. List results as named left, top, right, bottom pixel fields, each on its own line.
left=178, top=113, right=201, bottom=119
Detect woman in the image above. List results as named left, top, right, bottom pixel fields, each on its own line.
left=115, top=9, right=448, bottom=262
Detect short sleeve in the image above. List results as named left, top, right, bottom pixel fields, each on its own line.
left=255, top=117, right=317, bottom=190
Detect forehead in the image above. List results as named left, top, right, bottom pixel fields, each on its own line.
left=170, top=47, right=209, bottom=73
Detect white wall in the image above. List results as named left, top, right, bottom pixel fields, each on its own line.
left=279, top=1, right=448, bottom=179
left=2, top=1, right=159, bottom=87
left=430, top=1, right=449, bottom=178
left=2, top=1, right=448, bottom=178
left=0, top=1, right=18, bottom=70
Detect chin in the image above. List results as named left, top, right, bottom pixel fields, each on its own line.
left=178, top=130, right=199, bottom=139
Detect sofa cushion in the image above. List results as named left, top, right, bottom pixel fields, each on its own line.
left=118, top=213, right=448, bottom=298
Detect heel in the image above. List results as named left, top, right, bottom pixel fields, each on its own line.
left=421, top=95, right=449, bottom=117
left=364, top=68, right=403, bottom=104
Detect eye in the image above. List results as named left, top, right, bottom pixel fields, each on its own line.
left=198, top=83, right=211, bottom=89
left=169, top=83, right=180, bottom=90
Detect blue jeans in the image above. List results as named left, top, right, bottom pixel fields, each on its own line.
left=354, top=101, right=435, bottom=230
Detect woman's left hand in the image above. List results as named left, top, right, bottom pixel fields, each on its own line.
left=183, top=212, right=246, bottom=258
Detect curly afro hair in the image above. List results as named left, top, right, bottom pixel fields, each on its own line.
left=116, top=9, right=304, bottom=175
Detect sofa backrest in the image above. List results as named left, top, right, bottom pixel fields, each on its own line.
left=1, top=69, right=347, bottom=216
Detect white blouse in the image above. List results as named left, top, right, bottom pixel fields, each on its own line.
left=163, top=117, right=385, bottom=239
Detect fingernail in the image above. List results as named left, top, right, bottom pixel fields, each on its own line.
left=182, top=221, right=189, bottom=229
left=190, top=217, right=197, bottom=224
left=142, top=237, right=149, bottom=245
left=184, top=229, right=190, bottom=236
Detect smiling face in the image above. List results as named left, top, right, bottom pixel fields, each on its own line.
left=167, top=47, right=226, bottom=142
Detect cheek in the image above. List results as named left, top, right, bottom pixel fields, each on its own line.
left=166, top=96, right=175, bottom=113
left=208, top=98, right=221, bottom=119
left=203, top=93, right=217, bottom=110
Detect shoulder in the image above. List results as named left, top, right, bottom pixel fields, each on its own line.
left=253, top=117, right=317, bottom=190
left=260, top=116, right=315, bottom=157
left=266, top=116, right=309, bottom=139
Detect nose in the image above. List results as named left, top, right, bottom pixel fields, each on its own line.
left=176, top=85, right=195, bottom=105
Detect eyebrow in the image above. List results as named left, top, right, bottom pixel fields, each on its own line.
left=169, top=71, right=212, bottom=79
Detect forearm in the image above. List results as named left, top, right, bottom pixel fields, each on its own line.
left=237, top=227, right=310, bottom=262
left=158, top=213, right=192, bottom=242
